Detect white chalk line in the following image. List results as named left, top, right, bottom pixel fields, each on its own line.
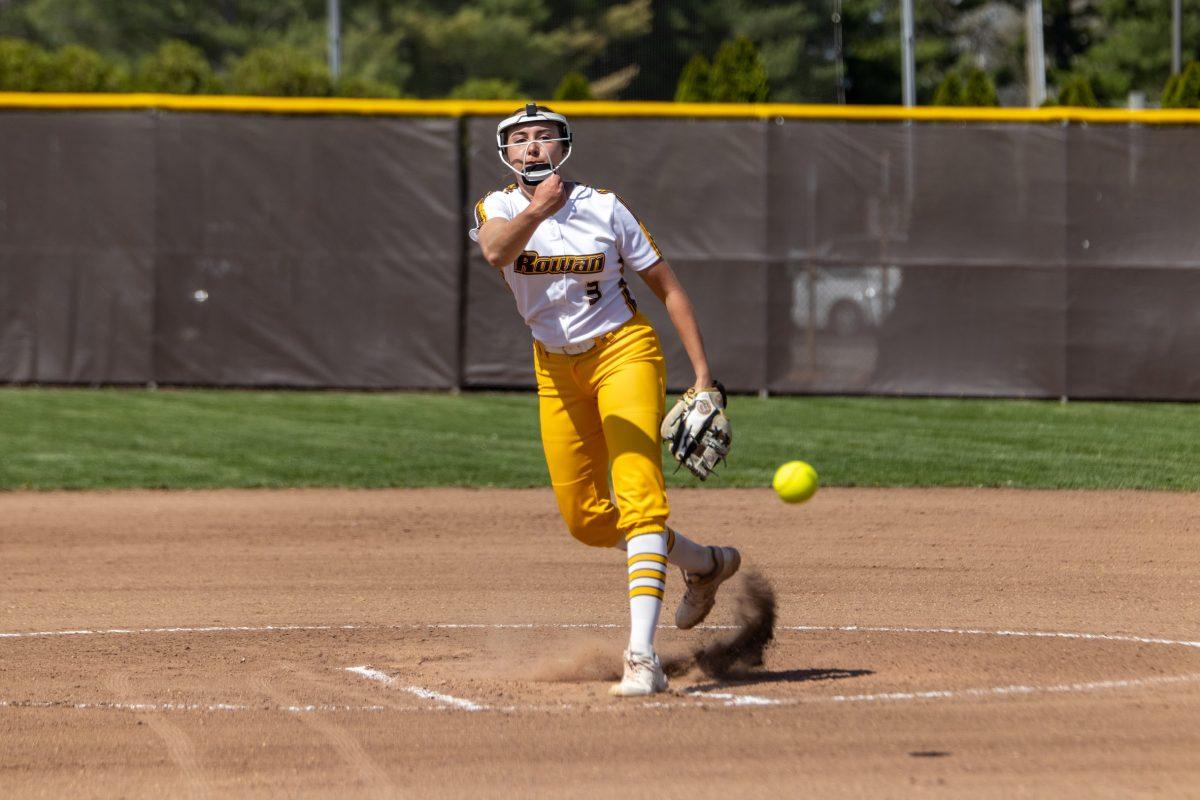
left=7, top=671, right=1198, bottom=717
left=3, top=621, right=1198, bottom=651
left=3, top=621, right=1199, bottom=714
left=0, top=624, right=359, bottom=639
left=640, top=672, right=1200, bottom=710
left=0, top=699, right=392, bottom=714
left=687, top=691, right=784, bottom=706
left=345, top=666, right=489, bottom=712
left=784, top=624, right=1200, bottom=650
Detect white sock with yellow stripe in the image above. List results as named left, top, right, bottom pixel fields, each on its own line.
left=625, top=531, right=667, bottom=656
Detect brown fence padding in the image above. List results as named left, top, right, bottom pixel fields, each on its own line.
left=0, top=111, right=460, bottom=388
left=2, top=109, right=1199, bottom=399
left=0, top=113, right=156, bottom=383
left=152, top=114, right=460, bottom=388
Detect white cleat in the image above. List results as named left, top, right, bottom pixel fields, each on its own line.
left=675, top=546, right=741, bottom=630
left=609, top=649, right=668, bottom=697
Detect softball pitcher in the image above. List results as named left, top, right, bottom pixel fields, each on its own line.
left=470, top=104, right=739, bottom=697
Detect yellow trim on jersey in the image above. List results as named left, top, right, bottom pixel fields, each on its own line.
left=2, top=93, right=1200, bottom=125
left=629, top=586, right=666, bottom=600
left=475, top=185, right=522, bottom=225
left=628, top=568, right=667, bottom=582
left=612, top=191, right=662, bottom=258
left=627, top=552, right=668, bottom=567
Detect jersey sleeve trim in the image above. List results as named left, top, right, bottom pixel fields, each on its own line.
left=469, top=189, right=513, bottom=243
left=473, top=194, right=489, bottom=228
left=613, top=192, right=662, bottom=260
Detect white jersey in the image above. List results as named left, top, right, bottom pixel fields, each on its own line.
left=469, top=182, right=663, bottom=347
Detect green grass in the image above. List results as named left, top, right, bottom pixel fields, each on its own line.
left=0, top=388, right=1196, bottom=491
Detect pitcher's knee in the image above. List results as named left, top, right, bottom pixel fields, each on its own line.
left=622, top=518, right=669, bottom=543
left=561, top=504, right=622, bottom=549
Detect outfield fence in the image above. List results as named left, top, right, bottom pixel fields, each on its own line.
left=2, top=96, right=1199, bottom=399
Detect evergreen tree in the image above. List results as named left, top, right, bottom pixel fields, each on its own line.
left=1056, top=74, right=1099, bottom=106
left=963, top=68, right=999, bottom=106
left=836, top=0, right=992, bottom=105
left=1161, top=71, right=1183, bottom=107
left=9, top=0, right=1199, bottom=104
left=1075, top=0, right=1200, bottom=103
left=933, top=72, right=966, bottom=105
left=661, top=2, right=826, bottom=102
left=708, top=36, right=768, bottom=102
left=1065, top=74, right=1099, bottom=106
left=674, top=53, right=711, bottom=102
left=393, top=0, right=651, bottom=98
left=553, top=71, right=593, bottom=100
left=1162, top=59, right=1200, bottom=107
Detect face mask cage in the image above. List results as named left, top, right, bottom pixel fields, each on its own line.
left=496, top=103, right=573, bottom=185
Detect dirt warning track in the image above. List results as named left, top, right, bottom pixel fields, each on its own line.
left=1, top=487, right=1198, bottom=797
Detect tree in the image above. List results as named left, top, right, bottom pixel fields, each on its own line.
left=226, top=44, right=331, bottom=97
left=334, top=74, right=401, bottom=98
left=40, top=44, right=126, bottom=91
left=1073, top=0, right=1200, bottom=104
left=674, top=53, right=711, bottom=101
left=933, top=72, right=965, bottom=105
left=391, top=0, right=651, bottom=98
left=835, top=0, right=997, bottom=105
left=5, top=0, right=1167, bottom=104
left=963, top=68, right=999, bottom=105
left=1162, top=60, right=1200, bottom=107
left=0, top=37, right=48, bottom=90
left=553, top=71, right=592, bottom=100
left=1053, top=73, right=1099, bottom=106
left=622, top=0, right=830, bottom=101
left=709, top=35, right=769, bottom=102
left=1044, top=0, right=1100, bottom=75
left=447, top=77, right=521, bottom=100
left=339, top=5, right=411, bottom=94
left=1162, top=71, right=1183, bottom=107
left=134, top=40, right=214, bottom=93
left=8, top=0, right=326, bottom=66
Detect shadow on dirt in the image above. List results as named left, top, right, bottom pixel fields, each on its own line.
left=686, top=667, right=874, bottom=694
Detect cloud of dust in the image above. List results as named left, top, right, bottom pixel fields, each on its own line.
left=478, top=568, right=775, bottom=683
left=526, top=636, right=621, bottom=682
left=481, top=632, right=622, bottom=682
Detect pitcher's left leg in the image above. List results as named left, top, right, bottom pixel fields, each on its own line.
left=596, top=355, right=669, bottom=542
left=595, top=329, right=740, bottom=633
left=596, top=346, right=670, bottom=692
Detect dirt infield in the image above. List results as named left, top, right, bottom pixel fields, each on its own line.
left=2, top=487, right=1198, bottom=798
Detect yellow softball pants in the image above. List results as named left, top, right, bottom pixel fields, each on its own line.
left=534, top=313, right=669, bottom=548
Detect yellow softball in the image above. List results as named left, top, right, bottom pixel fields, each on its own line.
left=772, top=460, right=819, bottom=504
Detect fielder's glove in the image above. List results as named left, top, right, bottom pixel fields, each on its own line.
left=661, top=381, right=732, bottom=481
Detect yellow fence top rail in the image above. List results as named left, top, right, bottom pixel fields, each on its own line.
left=2, top=92, right=1200, bottom=124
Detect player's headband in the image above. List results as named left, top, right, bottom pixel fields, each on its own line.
left=496, top=102, right=573, bottom=185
